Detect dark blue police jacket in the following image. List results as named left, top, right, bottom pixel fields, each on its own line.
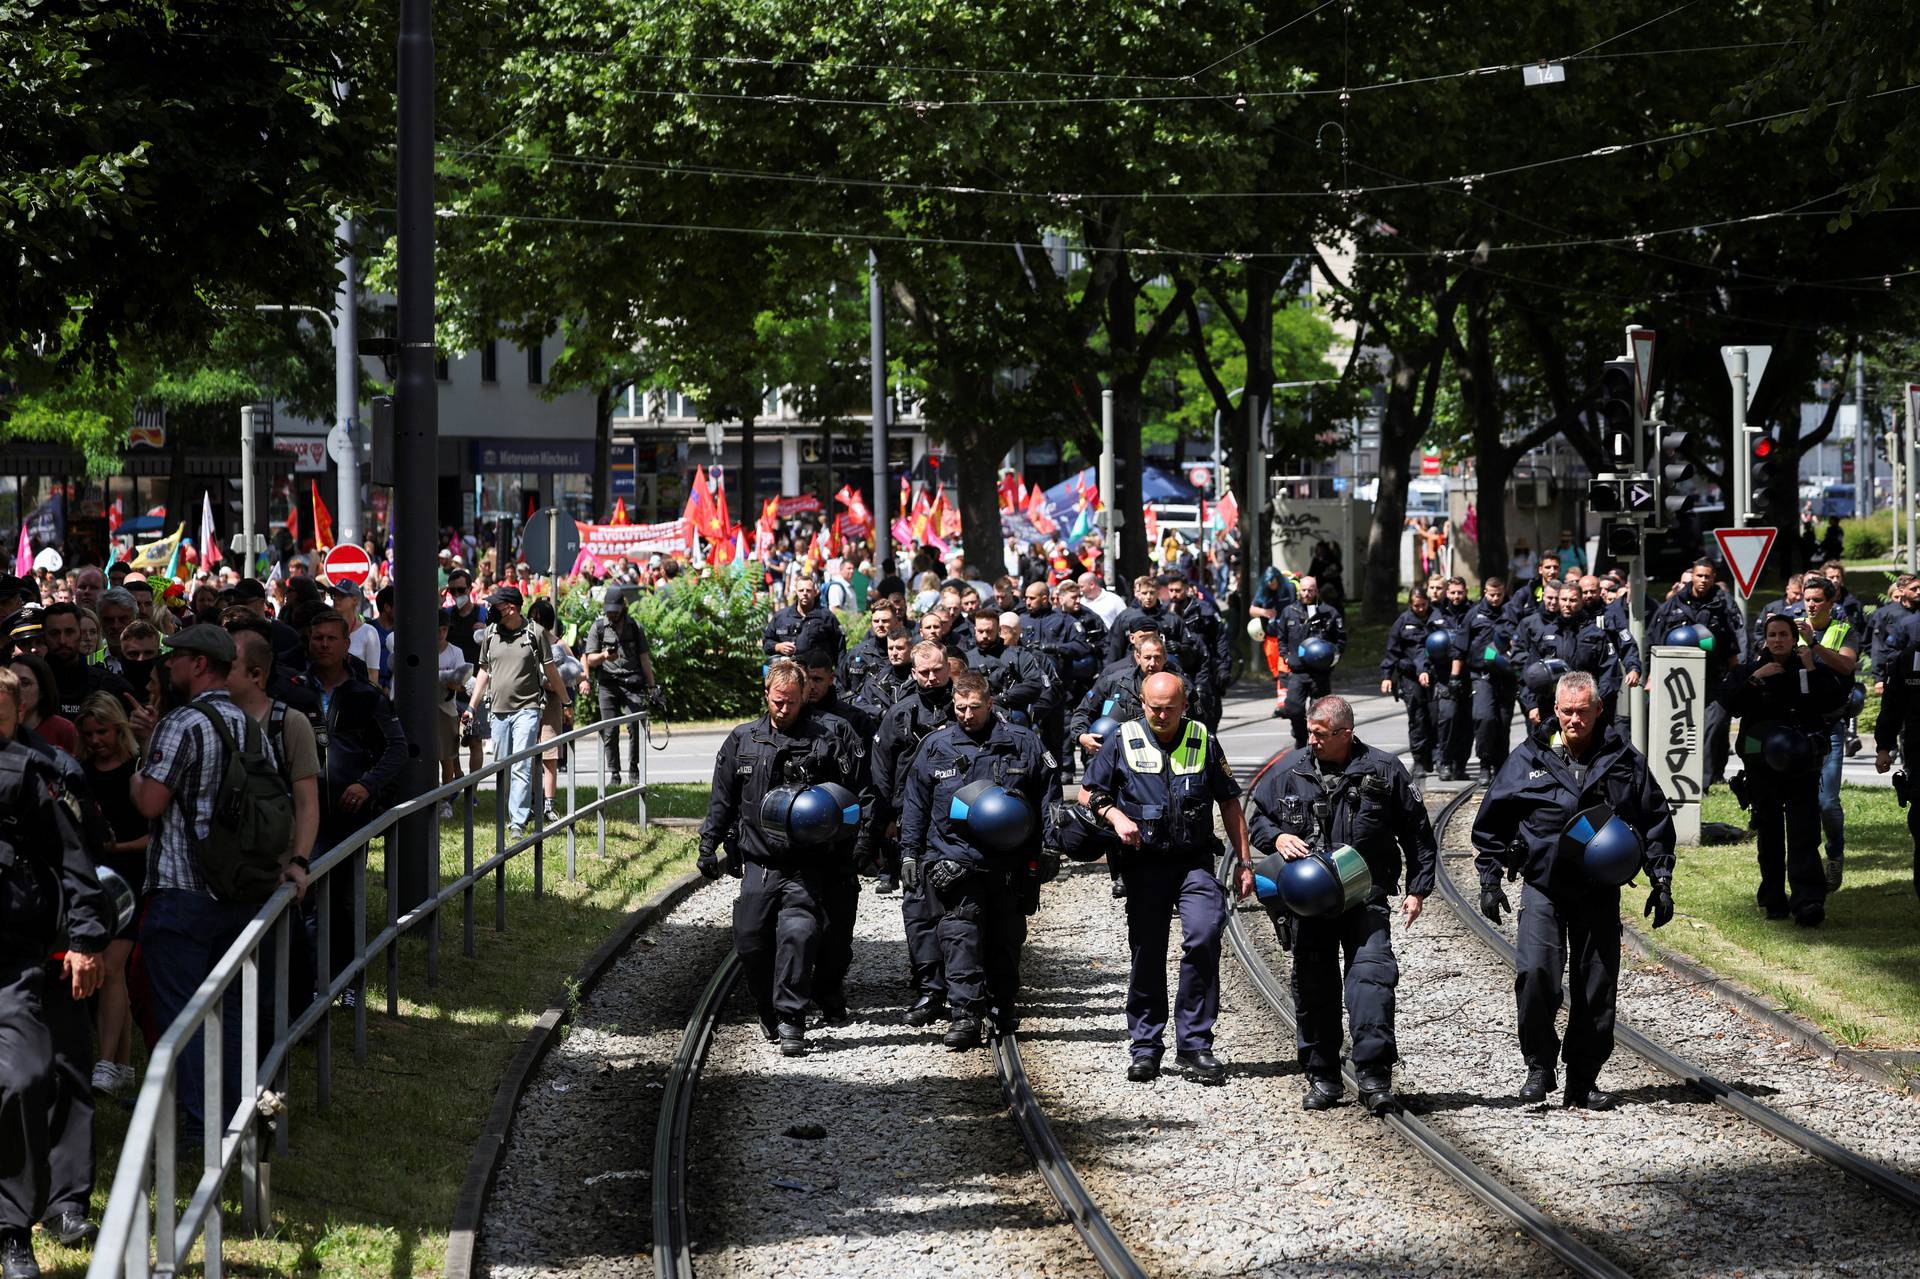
left=898, top=719, right=1057, bottom=866
left=1246, top=740, right=1436, bottom=899
left=1079, top=717, right=1239, bottom=861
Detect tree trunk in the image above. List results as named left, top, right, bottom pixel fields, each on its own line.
left=1362, top=351, right=1439, bottom=623
left=1243, top=266, right=1277, bottom=600
left=738, top=410, right=757, bottom=528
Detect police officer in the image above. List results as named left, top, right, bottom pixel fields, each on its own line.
left=1050, top=580, right=1109, bottom=692
left=866, top=642, right=960, bottom=1026
left=1650, top=560, right=1744, bottom=784
left=762, top=578, right=844, bottom=661
left=1247, top=695, right=1434, bottom=1113
left=1165, top=576, right=1232, bottom=727
left=699, top=660, right=866, bottom=1056
left=1022, top=580, right=1100, bottom=701
left=1465, top=578, right=1521, bottom=779
left=1873, top=611, right=1920, bottom=898
left=1519, top=584, right=1612, bottom=726
left=1424, top=577, right=1473, bottom=781
left=898, top=672, right=1058, bottom=1049
left=1276, top=576, right=1346, bottom=750
left=798, top=649, right=877, bottom=1025
left=0, top=666, right=111, bottom=1279
left=1869, top=575, right=1916, bottom=701
left=1379, top=587, right=1436, bottom=779
left=1599, top=573, right=1645, bottom=712
left=853, top=628, right=917, bottom=716
left=1081, top=672, right=1251, bottom=1084
left=1752, top=572, right=1805, bottom=651
left=1793, top=576, right=1859, bottom=892
left=581, top=587, right=656, bottom=787
left=1069, top=633, right=1178, bottom=758
left=1722, top=615, right=1846, bottom=925
left=965, top=612, right=1055, bottom=730
left=1472, top=671, right=1676, bottom=1110
left=1506, top=549, right=1563, bottom=624
left=837, top=600, right=901, bottom=692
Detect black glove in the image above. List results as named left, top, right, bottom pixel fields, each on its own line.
left=900, top=857, right=921, bottom=892
left=1480, top=885, right=1510, bottom=924
left=1645, top=878, right=1675, bottom=930
left=697, top=847, right=722, bottom=881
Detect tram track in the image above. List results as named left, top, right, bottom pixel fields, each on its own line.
left=652, top=951, right=744, bottom=1279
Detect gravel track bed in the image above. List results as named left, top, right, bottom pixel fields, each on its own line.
left=683, top=884, right=1098, bottom=1279
left=1016, top=863, right=1559, bottom=1278
left=483, top=879, right=739, bottom=1279
left=1437, top=793, right=1920, bottom=1169
left=1352, top=791, right=1920, bottom=1278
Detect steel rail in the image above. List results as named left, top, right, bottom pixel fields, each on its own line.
left=1221, top=769, right=1631, bottom=1279
left=651, top=951, right=744, bottom=1279
left=1431, top=784, right=1920, bottom=1215
left=992, top=1030, right=1152, bottom=1279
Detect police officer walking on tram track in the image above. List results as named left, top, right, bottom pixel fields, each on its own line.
left=1379, top=586, right=1436, bottom=780
left=1276, top=576, right=1346, bottom=750
left=865, top=642, right=960, bottom=1027
left=762, top=578, right=844, bottom=661
left=1247, top=695, right=1436, bottom=1115
left=699, top=659, right=866, bottom=1057
left=1423, top=577, right=1473, bottom=781
left=1080, top=672, right=1252, bottom=1085
left=1722, top=614, right=1847, bottom=925
left=797, top=649, right=877, bottom=1026
left=898, top=671, right=1059, bottom=1050
left=1471, top=671, right=1677, bottom=1110
left=1792, top=576, right=1859, bottom=893
left=1465, top=578, right=1521, bottom=780
left=0, top=665, right=111, bottom=1279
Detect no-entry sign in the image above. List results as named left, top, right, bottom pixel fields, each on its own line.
left=322, top=542, right=374, bottom=589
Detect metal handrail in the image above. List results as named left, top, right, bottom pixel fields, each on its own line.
left=89, top=707, right=663, bottom=1279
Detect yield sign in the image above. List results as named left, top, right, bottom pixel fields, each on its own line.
left=1630, top=327, right=1657, bottom=420
left=1715, top=527, right=1776, bottom=599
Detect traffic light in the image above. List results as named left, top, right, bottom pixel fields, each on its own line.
left=1588, top=479, right=1623, bottom=513
left=1604, top=519, right=1641, bottom=559
left=1598, top=360, right=1637, bottom=470
left=1657, top=424, right=1695, bottom=522
left=1751, top=431, right=1785, bottom=523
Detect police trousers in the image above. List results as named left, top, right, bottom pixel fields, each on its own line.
left=1289, top=900, right=1399, bottom=1084
left=932, top=863, right=1027, bottom=1020
left=1746, top=758, right=1824, bottom=914
left=0, top=959, right=53, bottom=1231
left=1124, top=860, right=1227, bottom=1058
left=1817, top=722, right=1846, bottom=862
left=1394, top=674, right=1433, bottom=768
left=813, top=867, right=860, bottom=1010
left=44, top=970, right=92, bottom=1219
left=733, top=861, right=827, bottom=1028
left=1471, top=675, right=1517, bottom=771
left=1432, top=677, right=1472, bottom=769
left=1280, top=672, right=1331, bottom=747
left=1515, top=884, right=1621, bottom=1082
left=901, top=879, right=947, bottom=1001
left=596, top=682, right=646, bottom=776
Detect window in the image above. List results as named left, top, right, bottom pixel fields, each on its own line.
left=480, top=340, right=498, bottom=383
left=526, top=340, right=543, bottom=385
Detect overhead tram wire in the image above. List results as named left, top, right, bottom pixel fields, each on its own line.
left=1185, top=0, right=1341, bottom=81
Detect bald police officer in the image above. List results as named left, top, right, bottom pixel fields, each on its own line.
left=1081, top=672, right=1252, bottom=1084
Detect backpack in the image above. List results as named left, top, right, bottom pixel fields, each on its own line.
left=189, top=703, right=296, bottom=905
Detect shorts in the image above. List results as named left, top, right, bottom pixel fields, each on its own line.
left=540, top=695, right=566, bottom=762
left=437, top=711, right=459, bottom=760
left=98, top=851, right=147, bottom=942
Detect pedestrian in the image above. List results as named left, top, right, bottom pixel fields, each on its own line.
left=1423, top=577, right=1473, bottom=780
left=526, top=598, right=581, bottom=824
left=74, top=693, right=147, bottom=1099
left=465, top=585, right=567, bottom=841
left=580, top=586, right=656, bottom=788
left=1379, top=587, right=1436, bottom=778
left=898, top=672, right=1058, bottom=1049
left=1076, top=571, right=1127, bottom=628
left=1792, top=576, right=1860, bottom=892
left=762, top=577, right=844, bottom=659
left=1471, top=671, right=1676, bottom=1110
left=1247, top=695, right=1435, bottom=1113
left=796, top=649, right=875, bottom=1025
left=697, top=660, right=866, bottom=1056
left=1081, top=671, right=1251, bottom=1084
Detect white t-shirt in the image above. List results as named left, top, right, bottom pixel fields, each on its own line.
left=437, top=642, right=471, bottom=717
left=347, top=619, right=382, bottom=676
left=1082, top=588, right=1126, bottom=627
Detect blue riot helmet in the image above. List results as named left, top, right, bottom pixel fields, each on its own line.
left=1760, top=724, right=1814, bottom=774
left=1257, top=845, right=1373, bottom=917
left=950, top=779, right=1036, bottom=852
left=1087, top=715, right=1122, bottom=742
left=1047, top=800, right=1117, bottom=862
left=1423, top=629, right=1457, bottom=663
left=1295, top=637, right=1337, bottom=672
left=1523, top=657, right=1569, bottom=701
left=1664, top=624, right=1702, bottom=648
left=758, top=781, right=861, bottom=848
left=1560, top=803, right=1643, bottom=886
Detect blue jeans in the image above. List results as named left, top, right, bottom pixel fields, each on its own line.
left=490, top=706, right=543, bottom=829
left=140, top=889, right=274, bottom=1141
left=1818, top=721, right=1846, bottom=861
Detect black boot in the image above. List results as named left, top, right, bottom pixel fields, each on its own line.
left=1518, top=1065, right=1556, bottom=1103
left=777, top=1022, right=807, bottom=1057
left=1301, top=1078, right=1343, bottom=1111
left=1127, top=1057, right=1160, bottom=1083
left=904, top=994, right=947, bottom=1027
left=1175, top=1049, right=1226, bottom=1085
left=1564, top=1072, right=1616, bottom=1110
left=1, top=1233, right=40, bottom=1279
left=943, top=1017, right=983, bottom=1050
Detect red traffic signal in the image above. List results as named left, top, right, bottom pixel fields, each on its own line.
left=1753, top=437, right=1775, bottom=460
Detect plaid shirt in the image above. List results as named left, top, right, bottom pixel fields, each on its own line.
left=144, top=690, right=278, bottom=894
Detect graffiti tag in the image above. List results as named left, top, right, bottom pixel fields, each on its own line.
left=1661, top=664, right=1701, bottom=800
left=1273, top=512, right=1328, bottom=548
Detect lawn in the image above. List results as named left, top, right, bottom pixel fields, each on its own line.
left=41, top=790, right=697, bottom=1279
left=1629, top=784, right=1920, bottom=1052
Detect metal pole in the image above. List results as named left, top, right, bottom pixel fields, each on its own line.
left=1854, top=356, right=1868, bottom=521
left=1907, top=389, right=1918, bottom=573
left=1890, top=428, right=1903, bottom=570
left=1730, top=347, right=1750, bottom=526
left=1209, top=408, right=1221, bottom=568
left=1629, top=552, right=1648, bottom=755
left=869, top=249, right=890, bottom=566
left=239, top=407, right=258, bottom=579
left=392, top=0, right=437, bottom=914
left=334, top=214, right=362, bottom=547
left=1245, top=388, right=1264, bottom=595
left=1099, top=389, right=1117, bottom=586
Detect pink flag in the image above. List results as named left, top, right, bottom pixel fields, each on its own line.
left=13, top=521, right=29, bottom=576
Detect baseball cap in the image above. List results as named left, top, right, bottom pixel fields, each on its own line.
left=488, top=585, right=524, bottom=609
left=0, top=575, right=24, bottom=599
left=162, top=623, right=237, bottom=664
left=326, top=579, right=364, bottom=600
left=231, top=578, right=268, bottom=601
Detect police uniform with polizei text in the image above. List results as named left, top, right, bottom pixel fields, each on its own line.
left=897, top=717, right=1059, bottom=1032
left=1422, top=599, right=1473, bottom=778
left=1719, top=652, right=1846, bottom=920
left=1246, top=738, right=1435, bottom=1092
left=1465, top=597, right=1521, bottom=774
left=865, top=685, right=959, bottom=1018
left=1275, top=598, right=1346, bottom=748
left=762, top=601, right=845, bottom=661
left=699, top=707, right=866, bottom=1034
left=1080, top=717, right=1239, bottom=1066
left=1379, top=605, right=1436, bottom=773
left=0, top=734, right=112, bottom=1248
left=1067, top=655, right=1193, bottom=753
left=1872, top=613, right=1920, bottom=898
left=836, top=631, right=890, bottom=695
left=1471, top=719, right=1675, bottom=1099
left=1025, top=601, right=1101, bottom=697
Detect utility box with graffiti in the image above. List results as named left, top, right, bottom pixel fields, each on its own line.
left=1648, top=644, right=1709, bottom=845
left=1269, top=495, right=1371, bottom=580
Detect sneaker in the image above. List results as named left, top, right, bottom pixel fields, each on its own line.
left=506, top=824, right=525, bottom=844
left=91, top=1062, right=119, bottom=1094
left=437, top=800, right=454, bottom=819
left=1825, top=857, right=1844, bottom=892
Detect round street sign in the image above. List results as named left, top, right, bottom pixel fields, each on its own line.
left=322, top=542, right=375, bottom=589
left=1188, top=465, right=1210, bottom=489
left=521, top=507, right=582, bottom=577
left=327, top=422, right=356, bottom=465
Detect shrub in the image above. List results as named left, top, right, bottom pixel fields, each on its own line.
left=566, top=571, right=776, bottom=723
left=1842, top=509, right=1892, bottom=561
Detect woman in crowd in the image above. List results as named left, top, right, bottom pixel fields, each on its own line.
left=527, top=597, right=582, bottom=822
left=75, top=692, right=148, bottom=1096
left=9, top=651, right=77, bottom=754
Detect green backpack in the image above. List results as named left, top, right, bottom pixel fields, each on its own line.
left=190, top=704, right=296, bottom=905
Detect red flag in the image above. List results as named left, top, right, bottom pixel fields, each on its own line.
left=1214, top=491, right=1240, bottom=535
left=312, top=480, right=335, bottom=549
left=684, top=466, right=716, bottom=537
left=286, top=494, right=300, bottom=546
left=108, top=498, right=123, bottom=535
left=708, top=469, right=734, bottom=538
left=899, top=475, right=912, bottom=520
left=610, top=497, right=631, bottom=525
left=997, top=471, right=1022, bottom=513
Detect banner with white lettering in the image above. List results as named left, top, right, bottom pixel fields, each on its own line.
left=578, top=518, right=692, bottom=558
